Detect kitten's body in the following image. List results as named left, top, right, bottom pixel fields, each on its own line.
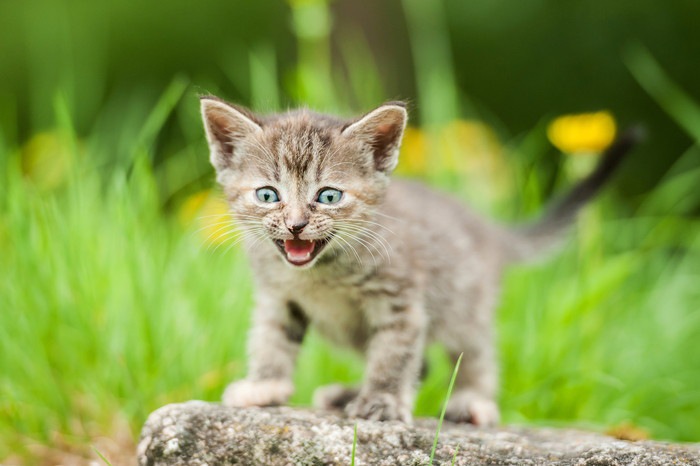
left=244, top=179, right=509, bottom=422
left=200, top=97, right=638, bottom=424
left=249, top=178, right=508, bottom=362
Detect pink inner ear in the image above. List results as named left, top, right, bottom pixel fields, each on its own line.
left=209, top=111, right=234, bottom=140
left=376, top=123, right=394, bottom=138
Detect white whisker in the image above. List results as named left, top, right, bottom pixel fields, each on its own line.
left=202, top=223, right=241, bottom=247
left=334, top=221, right=394, bottom=262
left=334, top=233, right=363, bottom=264
left=372, top=210, right=404, bottom=223
left=221, top=228, right=267, bottom=256
left=337, top=229, right=383, bottom=265
left=196, top=213, right=234, bottom=220
left=342, top=218, right=396, bottom=235
left=191, top=220, right=237, bottom=236
left=210, top=228, right=253, bottom=253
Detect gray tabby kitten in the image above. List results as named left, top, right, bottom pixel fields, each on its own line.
left=200, top=96, right=638, bottom=425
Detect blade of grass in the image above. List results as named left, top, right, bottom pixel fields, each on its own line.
left=350, top=422, right=357, bottom=466
left=289, top=0, right=336, bottom=109
left=430, top=352, right=462, bottom=465
left=92, top=447, right=113, bottom=466
left=336, top=29, right=385, bottom=109
left=401, top=0, right=460, bottom=126
left=250, top=42, right=280, bottom=111
left=451, top=445, right=460, bottom=466
left=624, top=44, right=700, bottom=143
left=134, top=75, right=189, bottom=156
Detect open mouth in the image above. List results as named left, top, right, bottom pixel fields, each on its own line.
left=274, top=237, right=331, bottom=266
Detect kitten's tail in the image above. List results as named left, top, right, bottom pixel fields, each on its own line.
left=505, top=126, right=644, bottom=262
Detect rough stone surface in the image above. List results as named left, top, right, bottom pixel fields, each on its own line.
left=138, top=401, right=700, bottom=466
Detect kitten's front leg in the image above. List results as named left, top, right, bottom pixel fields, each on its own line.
left=222, top=298, right=307, bottom=408
left=346, top=301, right=426, bottom=423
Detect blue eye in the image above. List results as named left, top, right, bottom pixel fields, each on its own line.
left=256, top=187, right=280, bottom=203
left=317, top=188, right=343, bottom=204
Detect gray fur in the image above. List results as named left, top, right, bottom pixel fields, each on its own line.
left=200, top=96, right=638, bottom=425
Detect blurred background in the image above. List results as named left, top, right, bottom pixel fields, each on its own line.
left=1, top=0, right=699, bottom=464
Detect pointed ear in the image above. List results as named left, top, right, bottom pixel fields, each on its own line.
left=342, top=102, right=408, bottom=173
left=200, top=96, right=262, bottom=172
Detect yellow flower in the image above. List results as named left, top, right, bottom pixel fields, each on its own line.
left=547, top=111, right=616, bottom=154
left=438, top=120, right=511, bottom=206
left=396, top=126, right=428, bottom=177
left=178, top=190, right=232, bottom=246
left=21, top=131, right=76, bottom=190
left=397, top=120, right=510, bottom=206
left=437, top=120, right=504, bottom=175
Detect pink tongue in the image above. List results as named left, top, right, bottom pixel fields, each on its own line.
left=284, top=239, right=315, bottom=262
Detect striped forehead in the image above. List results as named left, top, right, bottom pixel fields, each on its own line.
left=269, top=125, right=334, bottom=183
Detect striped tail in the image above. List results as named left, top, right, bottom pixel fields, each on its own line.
left=507, top=126, right=644, bottom=262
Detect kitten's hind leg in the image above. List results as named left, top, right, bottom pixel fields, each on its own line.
left=444, top=346, right=500, bottom=427
left=313, top=384, right=359, bottom=411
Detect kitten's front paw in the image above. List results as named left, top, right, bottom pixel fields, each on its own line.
left=444, top=391, right=500, bottom=426
left=345, top=392, right=412, bottom=422
left=222, top=379, right=293, bottom=408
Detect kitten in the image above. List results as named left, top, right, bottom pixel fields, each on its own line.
left=200, top=96, right=639, bottom=425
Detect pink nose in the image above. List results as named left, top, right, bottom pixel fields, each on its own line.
left=287, top=220, right=309, bottom=234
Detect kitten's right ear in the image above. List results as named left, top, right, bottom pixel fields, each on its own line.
left=341, top=102, right=408, bottom=174
left=200, top=97, right=262, bottom=172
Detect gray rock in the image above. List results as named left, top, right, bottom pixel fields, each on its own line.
left=138, top=401, right=700, bottom=466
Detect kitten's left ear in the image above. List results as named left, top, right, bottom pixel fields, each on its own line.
left=200, top=96, right=262, bottom=173
left=342, top=102, right=408, bottom=173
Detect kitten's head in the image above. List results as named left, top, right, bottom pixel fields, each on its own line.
left=200, top=96, right=407, bottom=268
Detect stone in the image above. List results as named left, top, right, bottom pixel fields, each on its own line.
left=138, top=401, right=700, bottom=465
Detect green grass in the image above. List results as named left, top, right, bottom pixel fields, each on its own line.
left=350, top=423, right=357, bottom=466
left=1, top=9, right=700, bottom=465
left=2, top=92, right=699, bottom=463
left=430, top=353, right=462, bottom=465
left=93, top=448, right=113, bottom=466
